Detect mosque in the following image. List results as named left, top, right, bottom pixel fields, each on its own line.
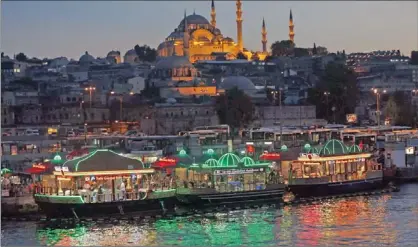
left=156, top=0, right=294, bottom=63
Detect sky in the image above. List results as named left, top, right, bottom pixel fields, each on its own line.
left=1, top=1, right=417, bottom=60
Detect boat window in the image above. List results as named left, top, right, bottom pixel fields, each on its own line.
left=346, top=163, right=352, bottom=173
left=265, top=132, right=274, bottom=140
left=351, top=162, right=357, bottom=172
left=252, top=131, right=265, bottom=140
left=340, top=163, right=346, bottom=174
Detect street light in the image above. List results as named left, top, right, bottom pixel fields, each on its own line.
left=271, top=89, right=283, bottom=147
left=85, top=87, right=96, bottom=108
left=324, top=91, right=330, bottom=121
left=110, top=91, right=134, bottom=121
left=371, top=88, right=386, bottom=128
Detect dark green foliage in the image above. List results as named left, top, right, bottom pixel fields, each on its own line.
left=134, top=45, right=157, bottom=62
left=307, top=63, right=358, bottom=123
left=215, top=87, right=254, bottom=129
left=270, top=40, right=295, bottom=57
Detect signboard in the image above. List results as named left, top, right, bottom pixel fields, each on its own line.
left=54, top=166, right=69, bottom=172
left=405, top=147, right=414, bottom=155
left=214, top=168, right=264, bottom=175
left=346, top=114, right=358, bottom=123
left=32, top=164, right=46, bottom=169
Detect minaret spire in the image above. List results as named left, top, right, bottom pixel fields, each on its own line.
left=210, top=0, right=216, bottom=27
left=261, top=18, right=267, bottom=53
left=236, top=0, right=243, bottom=52
left=183, top=9, right=190, bottom=58
left=289, top=9, right=295, bottom=44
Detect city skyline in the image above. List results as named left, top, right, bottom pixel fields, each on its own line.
left=2, top=1, right=417, bottom=60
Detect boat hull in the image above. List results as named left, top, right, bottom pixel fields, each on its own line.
left=176, top=184, right=286, bottom=208
left=288, top=177, right=384, bottom=198
left=34, top=191, right=177, bottom=218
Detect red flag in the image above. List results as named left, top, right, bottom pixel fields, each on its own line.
left=359, top=141, right=364, bottom=150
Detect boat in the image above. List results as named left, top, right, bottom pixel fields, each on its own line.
left=33, top=149, right=177, bottom=218
left=285, top=139, right=384, bottom=198
left=172, top=151, right=286, bottom=208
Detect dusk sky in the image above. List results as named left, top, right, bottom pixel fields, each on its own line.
left=2, top=1, right=417, bottom=60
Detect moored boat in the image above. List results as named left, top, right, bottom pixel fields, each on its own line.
left=285, top=139, right=384, bottom=198
left=172, top=152, right=286, bottom=208
left=34, top=149, right=176, bottom=218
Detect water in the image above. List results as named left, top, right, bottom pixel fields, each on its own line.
left=2, top=184, right=418, bottom=246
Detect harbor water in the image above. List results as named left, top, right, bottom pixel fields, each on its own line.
left=2, top=184, right=418, bottom=247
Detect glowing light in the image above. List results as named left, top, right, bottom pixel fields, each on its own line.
left=207, top=149, right=215, bottom=155
left=179, top=149, right=187, bottom=156
left=304, top=143, right=311, bottom=150
left=281, top=145, right=288, bottom=151
left=241, top=156, right=255, bottom=166
left=320, top=139, right=348, bottom=155
left=203, top=158, right=219, bottom=168
left=218, top=153, right=241, bottom=167
left=54, top=154, right=62, bottom=161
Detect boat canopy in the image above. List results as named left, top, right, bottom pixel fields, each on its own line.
left=61, top=149, right=145, bottom=172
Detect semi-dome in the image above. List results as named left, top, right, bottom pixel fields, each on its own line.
left=223, top=37, right=234, bottom=43
left=349, top=145, right=362, bottom=153
left=197, top=36, right=210, bottom=43
left=179, top=14, right=210, bottom=27
left=107, top=50, right=120, bottom=57
left=204, top=158, right=219, bottom=168
left=219, top=76, right=256, bottom=91
left=79, top=51, right=95, bottom=63
left=155, top=55, right=193, bottom=70
left=218, top=153, right=241, bottom=167
left=241, top=157, right=255, bottom=166
left=125, top=49, right=137, bottom=57
left=320, top=139, right=348, bottom=156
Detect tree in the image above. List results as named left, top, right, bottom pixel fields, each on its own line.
left=109, top=99, right=121, bottom=121
left=294, top=48, right=309, bottom=57
left=307, top=63, right=359, bottom=123
left=410, top=51, right=418, bottom=65
left=270, top=40, right=295, bottom=57
left=384, top=96, right=399, bottom=124
left=141, top=81, right=159, bottom=99
left=134, top=45, right=157, bottom=62
left=215, top=87, right=254, bottom=131
left=236, top=52, right=247, bottom=60
left=15, top=53, right=27, bottom=62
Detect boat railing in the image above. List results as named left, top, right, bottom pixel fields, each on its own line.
left=34, top=187, right=175, bottom=203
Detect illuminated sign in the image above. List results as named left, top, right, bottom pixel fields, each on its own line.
left=406, top=147, right=414, bottom=155
left=346, top=114, right=358, bottom=123
left=159, top=158, right=177, bottom=163
left=260, top=153, right=281, bottom=160
left=32, top=164, right=46, bottom=169
left=53, top=154, right=62, bottom=161
left=54, top=166, right=69, bottom=172
left=214, top=168, right=264, bottom=175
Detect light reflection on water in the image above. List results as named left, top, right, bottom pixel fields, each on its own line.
left=2, top=184, right=418, bottom=246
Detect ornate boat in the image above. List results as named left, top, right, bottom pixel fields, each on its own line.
left=172, top=152, right=286, bottom=208
left=286, top=140, right=384, bottom=198
left=34, top=149, right=176, bottom=218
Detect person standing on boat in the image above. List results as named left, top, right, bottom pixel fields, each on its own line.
left=120, top=180, right=126, bottom=200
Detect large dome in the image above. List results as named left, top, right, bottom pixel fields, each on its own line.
left=79, top=51, right=95, bottom=63
left=219, top=76, right=256, bottom=91
left=179, top=14, right=210, bottom=27
left=155, top=56, right=193, bottom=70
left=107, top=50, right=120, bottom=57
left=125, top=49, right=137, bottom=57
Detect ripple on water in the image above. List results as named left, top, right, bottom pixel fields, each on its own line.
left=2, top=184, right=418, bottom=246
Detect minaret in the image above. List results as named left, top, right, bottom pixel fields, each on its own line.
left=183, top=10, right=190, bottom=58
left=289, top=9, right=295, bottom=43
left=210, top=0, right=216, bottom=27
left=261, top=18, right=267, bottom=53
left=236, top=0, right=243, bottom=52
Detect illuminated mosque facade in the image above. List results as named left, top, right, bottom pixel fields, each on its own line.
left=157, top=0, right=294, bottom=63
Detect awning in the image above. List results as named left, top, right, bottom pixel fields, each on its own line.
left=259, top=152, right=281, bottom=161
left=152, top=157, right=179, bottom=169
left=24, top=162, right=52, bottom=174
